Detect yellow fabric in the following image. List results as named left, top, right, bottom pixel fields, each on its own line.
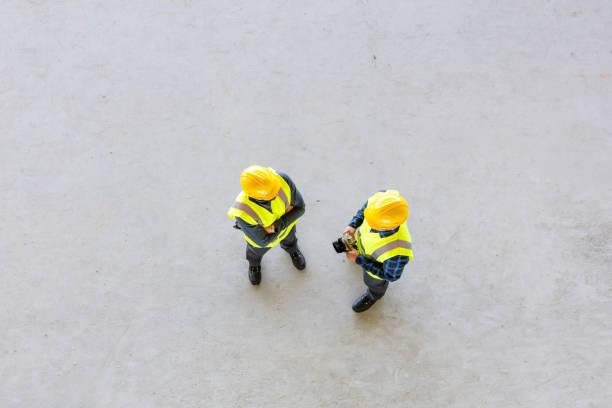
left=356, top=220, right=413, bottom=262
left=227, top=171, right=296, bottom=248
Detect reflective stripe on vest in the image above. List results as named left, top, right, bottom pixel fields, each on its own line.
left=230, top=201, right=264, bottom=226
left=371, top=239, right=412, bottom=259
left=227, top=170, right=295, bottom=248
left=277, top=186, right=289, bottom=208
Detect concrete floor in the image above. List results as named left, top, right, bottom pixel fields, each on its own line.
left=2, top=1, right=612, bottom=407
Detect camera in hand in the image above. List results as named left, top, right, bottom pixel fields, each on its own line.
left=332, top=233, right=357, bottom=253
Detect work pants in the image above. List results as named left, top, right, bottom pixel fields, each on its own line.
left=246, top=227, right=298, bottom=267
left=363, top=269, right=389, bottom=300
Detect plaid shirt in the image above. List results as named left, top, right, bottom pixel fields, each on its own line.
left=349, top=198, right=409, bottom=282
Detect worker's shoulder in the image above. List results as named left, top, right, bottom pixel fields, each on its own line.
left=232, top=190, right=246, bottom=202
left=276, top=171, right=295, bottom=187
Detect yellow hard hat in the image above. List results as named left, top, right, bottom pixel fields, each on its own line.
left=364, top=191, right=409, bottom=230
left=240, top=165, right=281, bottom=200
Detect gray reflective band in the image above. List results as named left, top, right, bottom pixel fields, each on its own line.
left=277, top=188, right=289, bottom=208
left=357, top=230, right=364, bottom=253
left=232, top=202, right=263, bottom=226
left=371, top=240, right=412, bottom=259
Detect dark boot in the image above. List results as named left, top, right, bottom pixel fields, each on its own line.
left=248, top=265, right=261, bottom=285
left=289, top=248, right=306, bottom=270
left=352, top=291, right=377, bottom=313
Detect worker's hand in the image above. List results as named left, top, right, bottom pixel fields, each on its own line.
left=343, top=226, right=356, bottom=239
left=264, top=225, right=275, bottom=234
left=285, top=205, right=294, bottom=214
left=345, top=249, right=359, bottom=263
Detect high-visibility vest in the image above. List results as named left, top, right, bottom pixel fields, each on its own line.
left=355, top=190, right=413, bottom=280
left=227, top=169, right=298, bottom=248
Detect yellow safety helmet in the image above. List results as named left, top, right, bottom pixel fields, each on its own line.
left=364, top=191, right=409, bottom=230
left=240, top=165, right=281, bottom=200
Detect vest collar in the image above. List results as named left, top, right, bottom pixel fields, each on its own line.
left=249, top=197, right=271, bottom=205
left=370, top=226, right=400, bottom=238
left=247, top=196, right=273, bottom=212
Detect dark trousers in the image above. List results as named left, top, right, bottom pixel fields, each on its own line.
left=363, top=270, right=389, bottom=300
left=246, top=227, right=299, bottom=267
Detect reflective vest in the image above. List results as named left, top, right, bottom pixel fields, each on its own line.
left=227, top=169, right=298, bottom=248
left=355, top=190, right=413, bottom=280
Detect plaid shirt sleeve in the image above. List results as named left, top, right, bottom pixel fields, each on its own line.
left=348, top=201, right=368, bottom=228
left=356, top=254, right=409, bottom=282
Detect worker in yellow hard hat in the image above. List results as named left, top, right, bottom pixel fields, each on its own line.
left=341, top=190, right=413, bottom=312
left=228, top=165, right=306, bottom=285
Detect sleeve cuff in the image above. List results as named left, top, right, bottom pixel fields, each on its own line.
left=355, top=255, right=366, bottom=266
left=349, top=218, right=363, bottom=228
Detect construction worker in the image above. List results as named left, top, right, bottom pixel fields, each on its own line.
left=228, top=165, right=306, bottom=285
left=342, top=190, right=413, bottom=312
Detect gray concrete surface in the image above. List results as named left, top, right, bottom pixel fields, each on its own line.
left=2, top=1, right=612, bottom=407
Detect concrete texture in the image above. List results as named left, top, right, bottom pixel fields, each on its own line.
left=1, top=1, right=611, bottom=407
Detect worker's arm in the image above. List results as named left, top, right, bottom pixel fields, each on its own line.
left=348, top=201, right=367, bottom=228
left=236, top=217, right=282, bottom=247
left=343, top=201, right=367, bottom=241
left=273, top=172, right=305, bottom=231
left=356, top=254, right=409, bottom=282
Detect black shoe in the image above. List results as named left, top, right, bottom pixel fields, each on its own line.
left=352, top=292, right=377, bottom=313
left=289, top=248, right=306, bottom=270
left=248, top=265, right=261, bottom=285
